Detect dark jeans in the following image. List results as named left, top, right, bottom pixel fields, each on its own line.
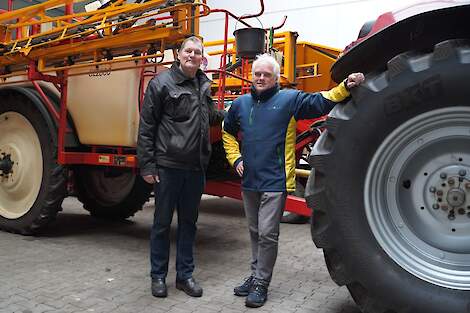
left=150, top=167, right=205, bottom=281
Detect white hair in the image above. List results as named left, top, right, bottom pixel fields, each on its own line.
left=252, top=53, right=281, bottom=82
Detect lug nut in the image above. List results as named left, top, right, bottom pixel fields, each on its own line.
left=429, top=186, right=436, bottom=193
left=459, top=169, right=467, bottom=177
left=432, top=203, right=440, bottom=210
left=448, top=178, right=455, bottom=185
left=440, top=173, right=447, bottom=179
left=436, top=190, right=444, bottom=196
left=448, top=213, right=456, bottom=220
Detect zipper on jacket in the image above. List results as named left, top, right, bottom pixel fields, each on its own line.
left=249, top=101, right=258, bottom=126
left=197, top=80, right=204, bottom=171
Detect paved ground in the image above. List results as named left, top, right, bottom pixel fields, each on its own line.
left=0, top=196, right=360, bottom=313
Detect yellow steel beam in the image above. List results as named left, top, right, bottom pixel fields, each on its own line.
left=0, top=2, right=206, bottom=71
left=0, top=25, right=178, bottom=67
left=295, top=169, right=311, bottom=178
left=281, top=31, right=296, bottom=84
left=2, top=0, right=171, bottom=47
left=0, top=0, right=88, bottom=23
left=204, top=37, right=235, bottom=47
left=38, top=51, right=165, bottom=73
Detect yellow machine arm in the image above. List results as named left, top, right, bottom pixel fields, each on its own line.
left=0, top=0, right=208, bottom=74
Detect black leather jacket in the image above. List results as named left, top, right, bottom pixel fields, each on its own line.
left=137, top=62, right=224, bottom=175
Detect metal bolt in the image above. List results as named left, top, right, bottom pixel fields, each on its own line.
left=448, top=213, right=456, bottom=220
left=429, top=186, right=436, bottom=193
left=440, top=173, right=447, bottom=179
left=458, top=208, right=465, bottom=215
left=441, top=204, right=448, bottom=211
left=448, top=178, right=455, bottom=185
left=436, top=190, right=444, bottom=196
left=432, top=203, right=440, bottom=210
left=459, top=169, right=467, bottom=177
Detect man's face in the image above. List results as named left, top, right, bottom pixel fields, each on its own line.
left=252, top=61, right=277, bottom=93
left=178, top=40, right=203, bottom=75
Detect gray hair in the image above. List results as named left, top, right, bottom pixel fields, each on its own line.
left=179, top=36, right=204, bottom=53
left=252, top=53, right=281, bottom=82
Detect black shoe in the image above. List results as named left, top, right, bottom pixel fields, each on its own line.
left=234, top=275, right=254, bottom=296
left=245, top=282, right=268, bottom=308
left=151, top=278, right=167, bottom=298
left=176, top=277, right=203, bottom=297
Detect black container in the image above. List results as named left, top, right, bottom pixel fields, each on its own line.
left=233, top=27, right=265, bottom=59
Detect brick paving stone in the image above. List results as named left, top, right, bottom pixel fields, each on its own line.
left=0, top=196, right=357, bottom=313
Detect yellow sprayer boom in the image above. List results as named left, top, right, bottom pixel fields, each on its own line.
left=0, top=0, right=208, bottom=75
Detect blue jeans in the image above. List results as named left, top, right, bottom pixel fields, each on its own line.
left=150, top=167, right=205, bottom=281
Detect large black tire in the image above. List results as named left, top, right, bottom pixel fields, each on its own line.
left=75, top=166, right=152, bottom=219
left=0, top=94, right=66, bottom=234
left=306, top=40, right=470, bottom=313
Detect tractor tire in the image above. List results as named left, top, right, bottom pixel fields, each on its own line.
left=306, top=39, right=470, bottom=313
left=0, top=94, right=66, bottom=234
left=75, top=166, right=152, bottom=219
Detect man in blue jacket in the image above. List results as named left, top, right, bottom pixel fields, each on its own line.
left=223, top=53, right=364, bottom=308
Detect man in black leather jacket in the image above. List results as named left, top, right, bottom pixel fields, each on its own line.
left=137, top=36, right=224, bottom=298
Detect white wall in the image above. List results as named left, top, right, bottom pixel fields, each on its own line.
left=201, top=0, right=420, bottom=49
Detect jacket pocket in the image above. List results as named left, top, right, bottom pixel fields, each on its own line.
left=168, top=90, right=192, bottom=122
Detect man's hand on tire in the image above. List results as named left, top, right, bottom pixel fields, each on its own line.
left=345, top=72, right=365, bottom=89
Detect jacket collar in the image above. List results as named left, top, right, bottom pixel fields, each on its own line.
left=170, top=61, right=211, bottom=86
left=250, top=84, right=280, bottom=102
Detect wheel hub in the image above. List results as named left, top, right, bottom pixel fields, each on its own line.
left=446, top=189, right=465, bottom=208
left=427, top=167, right=470, bottom=222
left=0, top=153, right=14, bottom=176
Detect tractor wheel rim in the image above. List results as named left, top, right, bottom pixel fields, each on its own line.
left=365, top=107, right=470, bottom=290
left=0, top=112, right=43, bottom=219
